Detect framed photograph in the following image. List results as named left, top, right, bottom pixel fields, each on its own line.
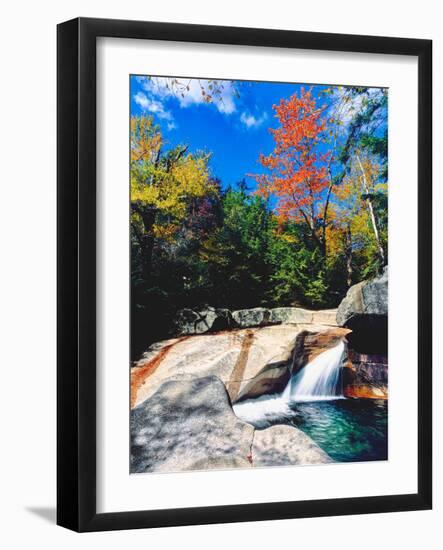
left=57, top=17, right=432, bottom=532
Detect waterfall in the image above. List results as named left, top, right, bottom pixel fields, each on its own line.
left=286, top=340, right=345, bottom=401
left=233, top=340, right=345, bottom=428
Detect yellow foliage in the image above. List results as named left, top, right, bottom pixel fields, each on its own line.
left=130, top=115, right=212, bottom=224
left=274, top=231, right=297, bottom=244
left=152, top=223, right=178, bottom=241
left=130, top=116, right=162, bottom=162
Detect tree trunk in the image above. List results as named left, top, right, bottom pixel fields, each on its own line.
left=345, top=223, right=353, bottom=288
left=322, top=173, right=335, bottom=255
left=298, top=206, right=326, bottom=258
left=356, top=155, right=386, bottom=267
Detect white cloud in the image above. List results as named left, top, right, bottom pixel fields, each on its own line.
left=329, top=86, right=384, bottom=125
left=137, top=76, right=237, bottom=115
left=167, top=121, right=177, bottom=131
left=240, top=111, right=268, bottom=129
left=133, top=91, right=173, bottom=120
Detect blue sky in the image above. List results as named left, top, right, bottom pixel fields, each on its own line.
left=130, top=75, right=333, bottom=191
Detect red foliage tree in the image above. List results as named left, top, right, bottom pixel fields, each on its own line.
left=254, top=88, right=332, bottom=252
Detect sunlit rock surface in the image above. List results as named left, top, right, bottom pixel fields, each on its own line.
left=131, top=376, right=254, bottom=473
left=131, top=318, right=341, bottom=408
left=131, top=375, right=332, bottom=474
left=252, top=425, right=332, bottom=467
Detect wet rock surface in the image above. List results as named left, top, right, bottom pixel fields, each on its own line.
left=344, top=350, right=388, bottom=399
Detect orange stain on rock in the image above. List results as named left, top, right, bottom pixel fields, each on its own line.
left=130, top=336, right=190, bottom=408
left=344, top=384, right=388, bottom=399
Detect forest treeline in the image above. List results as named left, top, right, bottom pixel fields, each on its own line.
left=130, top=85, right=387, bottom=357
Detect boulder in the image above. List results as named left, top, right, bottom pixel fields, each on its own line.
left=131, top=376, right=254, bottom=473
left=336, top=268, right=388, bottom=353
left=336, top=268, right=388, bottom=324
left=252, top=425, right=332, bottom=467
left=175, top=307, right=234, bottom=336
left=269, top=307, right=313, bottom=324
left=232, top=307, right=271, bottom=328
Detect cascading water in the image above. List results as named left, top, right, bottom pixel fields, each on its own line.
left=287, top=340, right=345, bottom=401
left=233, top=340, right=345, bottom=428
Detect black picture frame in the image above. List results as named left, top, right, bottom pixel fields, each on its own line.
left=57, top=17, right=432, bottom=532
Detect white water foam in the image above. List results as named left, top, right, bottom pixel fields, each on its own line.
left=232, top=392, right=294, bottom=429
left=233, top=341, right=345, bottom=428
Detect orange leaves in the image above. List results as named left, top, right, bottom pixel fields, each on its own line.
left=271, top=88, right=326, bottom=150
left=252, top=89, right=330, bottom=224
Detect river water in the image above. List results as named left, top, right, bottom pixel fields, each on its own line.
left=287, top=398, right=387, bottom=462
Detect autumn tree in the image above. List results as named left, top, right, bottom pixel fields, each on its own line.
left=130, top=115, right=212, bottom=280
left=254, top=89, right=333, bottom=257
left=326, top=159, right=387, bottom=288
left=129, top=85, right=389, bottom=359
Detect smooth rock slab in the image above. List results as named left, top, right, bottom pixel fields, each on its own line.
left=252, top=424, right=332, bottom=467
left=131, top=324, right=347, bottom=407
left=131, top=376, right=254, bottom=473
left=132, top=325, right=299, bottom=407
left=312, top=309, right=338, bottom=325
